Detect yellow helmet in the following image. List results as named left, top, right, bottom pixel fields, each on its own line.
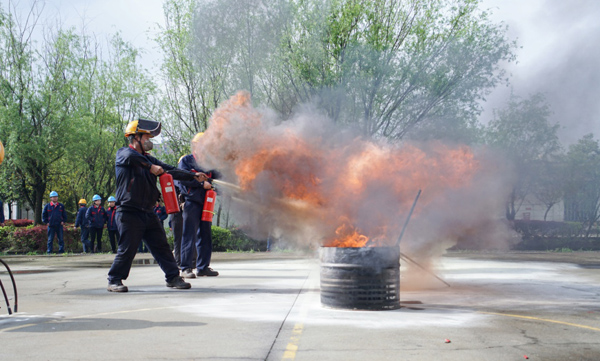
left=191, top=132, right=204, bottom=143
left=78, top=199, right=87, bottom=205
left=0, top=140, right=4, bottom=165
left=124, top=119, right=162, bottom=138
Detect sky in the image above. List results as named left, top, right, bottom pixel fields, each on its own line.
left=2, top=0, right=599, bottom=145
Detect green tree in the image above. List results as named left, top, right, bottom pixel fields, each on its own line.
left=0, top=4, right=159, bottom=222
left=485, top=93, right=561, bottom=220
left=61, top=33, right=158, bottom=207
left=529, top=158, right=567, bottom=221
left=0, top=8, right=82, bottom=223
left=563, top=134, right=600, bottom=237
left=277, top=0, right=516, bottom=139
left=155, top=0, right=210, bottom=160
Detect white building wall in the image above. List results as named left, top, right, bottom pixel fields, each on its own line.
left=514, top=195, right=564, bottom=222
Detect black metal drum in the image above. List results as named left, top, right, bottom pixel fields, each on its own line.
left=319, top=246, right=400, bottom=310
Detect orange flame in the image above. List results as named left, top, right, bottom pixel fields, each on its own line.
left=197, top=91, right=484, bottom=248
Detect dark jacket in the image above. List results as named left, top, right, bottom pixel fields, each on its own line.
left=154, top=205, right=168, bottom=222
left=177, top=154, right=220, bottom=205
left=42, top=202, right=67, bottom=226
left=115, top=146, right=197, bottom=213
left=75, top=206, right=89, bottom=228
left=86, top=205, right=107, bottom=228
left=106, top=206, right=118, bottom=231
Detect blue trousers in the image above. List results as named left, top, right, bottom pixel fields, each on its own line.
left=180, top=200, right=213, bottom=272
left=47, top=225, right=64, bottom=254
left=80, top=226, right=91, bottom=253
left=107, top=210, right=179, bottom=283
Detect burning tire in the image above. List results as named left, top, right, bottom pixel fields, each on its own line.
left=319, top=246, right=400, bottom=310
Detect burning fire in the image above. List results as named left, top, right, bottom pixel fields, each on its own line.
left=196, top=91, right=507, bottom=249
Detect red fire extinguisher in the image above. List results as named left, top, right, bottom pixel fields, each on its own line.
left=201, top=188, right=217, bottom=222
left=159, top=173, right=180, bottom=214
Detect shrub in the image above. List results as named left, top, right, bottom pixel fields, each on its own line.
left=513, top=220, right=583, bottom=238
left=211, top=226, right=232, bottom=251
left=211, top=226, right=266, bottom=252
left=9, top=224, right=82, bottom=254
left=5, top=219, right=34, bottom=228
left=0, top=224, right=16, bottom=252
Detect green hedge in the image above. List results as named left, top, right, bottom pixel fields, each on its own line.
left=0, top=222, right=266, bottom=254
left=0, top=223, right=82, bottom=254
left=212, top=226, right=266, bottom=252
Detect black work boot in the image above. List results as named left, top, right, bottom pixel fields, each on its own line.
left=107, top=280, right=128, bottom=293
left=166, top=276, right=191, bottom=289
left=196, top=267, right=219, bottom=277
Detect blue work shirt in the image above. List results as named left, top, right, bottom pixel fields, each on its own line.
left=177, top=154, right=220, bottom=205
left=75, top=206, right=89, bottom=228
left=42, top=202, right=67, bottom=226
left=106, top=206, right=118, bottom=231
left=115, top=146, right=196, bottom=213
left=86, top=205, right=107, bottom=229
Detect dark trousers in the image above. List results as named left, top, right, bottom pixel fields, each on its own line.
left=181, top=200, right=212, bottom=272
left=80, top=226, right=91, bottom=253
left=47, top=225, right=64, bottom=254
left=89, top=227, right=103, bottom=253
left=108, top=229, right=120, bottom=253
left=107, top=210, right=179, bottom=284
left=170, top=212, right=184, bottom=267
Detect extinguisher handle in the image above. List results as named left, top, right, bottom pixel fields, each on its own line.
left=166, top=169, right=197, bottom=180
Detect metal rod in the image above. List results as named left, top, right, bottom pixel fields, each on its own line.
left=400, top=252, right=451, bottom=287
left=395, top=189, right=421, bottom=248
left=0, top=279, right=11, bottom=314
left=0, top=258, right=17, bottom=313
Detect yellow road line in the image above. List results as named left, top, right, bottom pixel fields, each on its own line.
left=281, top=278, right=317, bottom=361
left=282, top=322, right=304, bottom=360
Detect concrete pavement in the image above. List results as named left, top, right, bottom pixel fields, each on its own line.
left=0, top=251, right=599, bottom=360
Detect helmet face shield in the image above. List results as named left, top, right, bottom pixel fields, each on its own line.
left=137, top=119, right=162, bottom=137
left=125, top=119, right=162, bottom=137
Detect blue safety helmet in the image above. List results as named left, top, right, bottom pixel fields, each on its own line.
left=49, top=191, right=58, bottom=197
left=107, top=196, right=116, bottom=202
left=92, top=194, right=101, bottom=201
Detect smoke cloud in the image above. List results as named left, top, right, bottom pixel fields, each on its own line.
left=482, top=0, right=600, bottom=144
left=195, top=91, right=518, bottom=259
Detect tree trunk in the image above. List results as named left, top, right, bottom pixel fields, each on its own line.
left=33, top=184, right=46, bottom=225
left=543, top=203, right=555, bottom=221
left=216, top=202, right=222, bottom=227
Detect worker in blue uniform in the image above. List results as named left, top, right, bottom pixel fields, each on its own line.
left=42, top=191, right=67, bottom=254
left=106, top=196, right=119, bottom=253
left=86, top=194, right=107, bottom=253
left=106, top=118, right=206, bottom=292
left=178, top=132, right=221, bottom=279
left=74, top=198, right=91, bottom=253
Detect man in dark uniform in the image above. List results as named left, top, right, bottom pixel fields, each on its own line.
left=106, top=119, right=207, bottom=292
left=42, top=191, right=67, bottom=254
left=178, top=132, right=220, bottom=278
left=74, top=199, right=91, bottom=253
